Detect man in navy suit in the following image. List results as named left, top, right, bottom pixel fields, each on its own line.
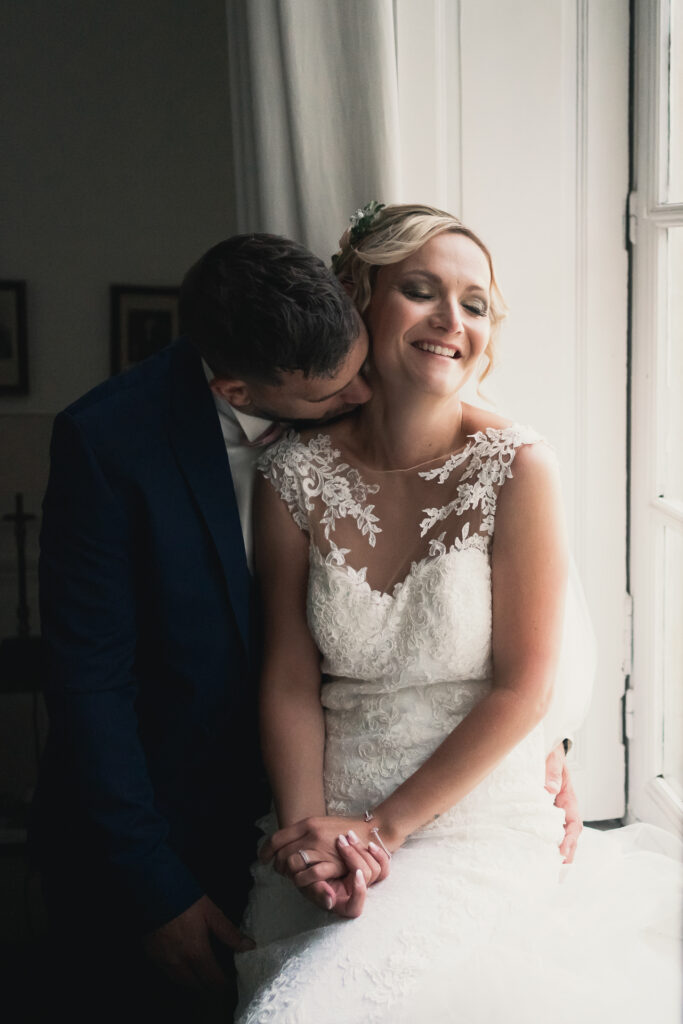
left=32, top=234, right=371, bottom=1020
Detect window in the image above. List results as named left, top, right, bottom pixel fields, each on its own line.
left=629, top=0, right=683, bottom=834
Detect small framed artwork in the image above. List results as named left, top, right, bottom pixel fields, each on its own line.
left=110, top=285, right=180, bottom=374
left=0, top=280, right=28, bottom=395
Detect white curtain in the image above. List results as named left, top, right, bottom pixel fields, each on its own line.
left=225, top=0, right=401, bottom=261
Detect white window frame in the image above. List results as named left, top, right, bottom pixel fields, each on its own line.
left=628, top=0, right=683, bottom=837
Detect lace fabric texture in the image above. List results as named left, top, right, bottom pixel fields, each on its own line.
left=235, top=426, right=682, bottom=1023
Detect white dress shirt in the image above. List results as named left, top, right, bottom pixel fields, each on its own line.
left=204, top=361, right=274, bottom=572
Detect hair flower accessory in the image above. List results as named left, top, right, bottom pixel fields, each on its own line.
left=331, top=200, right=385, bottom=271
left=348, top=201, right=385, bottom=245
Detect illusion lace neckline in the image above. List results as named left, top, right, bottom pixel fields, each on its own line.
left=296, top=430, right=481, bottom=477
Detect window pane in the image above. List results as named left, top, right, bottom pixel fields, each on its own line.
left=669, top=0, right=683, bottom=201
left=661, top=228, right=683, bottom=505
left=662, top=526, right=683, bottom=800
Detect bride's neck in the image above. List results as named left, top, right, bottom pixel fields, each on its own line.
left=353, top=391, right=469, bottom=470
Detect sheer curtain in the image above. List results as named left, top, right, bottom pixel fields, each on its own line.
left=225, top=0, right=400, bottom=260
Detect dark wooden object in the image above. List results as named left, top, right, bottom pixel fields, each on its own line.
left=0, top=493, right=41, bottom=693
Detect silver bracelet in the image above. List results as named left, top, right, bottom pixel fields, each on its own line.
left=363, top=809, right=392, bottom=858
left=369, top=826, right=392, bottom=859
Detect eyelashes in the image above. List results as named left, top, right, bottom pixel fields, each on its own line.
left=401, top=287, right=489, bottom=316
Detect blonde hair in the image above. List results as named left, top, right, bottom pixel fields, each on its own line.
left=332, top=203, right=507, bottom=385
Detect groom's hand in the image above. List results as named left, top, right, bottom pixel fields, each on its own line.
left=142, top=895, right=255, bottom=992
left=545, top=743, right=583, bottom=864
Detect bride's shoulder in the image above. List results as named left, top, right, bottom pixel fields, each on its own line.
left=288, top=417, right=357, bottom=460
left=462, top=404, right=515, bottom=435
left=257, top=423, right=341, bottom=478
left=462, top=405, right=544, bottom=451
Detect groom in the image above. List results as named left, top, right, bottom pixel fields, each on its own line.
left=33, top=233, right=580, bottom=1020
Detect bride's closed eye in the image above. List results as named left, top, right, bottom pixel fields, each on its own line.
left=463, top=300, right=489, bottom=317
left=401, top=285, right=434, bottom=301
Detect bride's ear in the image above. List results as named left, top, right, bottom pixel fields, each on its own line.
left=209, top=376, right=252, bottom=408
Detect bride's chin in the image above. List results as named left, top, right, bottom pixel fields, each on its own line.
left=411, top=373, right=470, bottom=401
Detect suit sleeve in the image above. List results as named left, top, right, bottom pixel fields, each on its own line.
left=39, top=410, right=204, bottom=933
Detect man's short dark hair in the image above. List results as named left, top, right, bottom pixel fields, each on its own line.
left=179, top=234, right=361, bottom=384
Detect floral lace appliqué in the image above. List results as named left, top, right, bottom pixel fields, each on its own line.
left=418, top=425, right=542, bottom=537
left=259, top=431, right=382, bottom=545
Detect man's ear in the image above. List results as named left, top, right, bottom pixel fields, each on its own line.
left=209, top=376, right=253, bottom=408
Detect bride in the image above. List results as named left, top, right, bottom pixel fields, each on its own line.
left=235, top=204, right=682, bottom=1022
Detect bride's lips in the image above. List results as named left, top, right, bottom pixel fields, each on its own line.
left=411, top=340, right=463, bottom=360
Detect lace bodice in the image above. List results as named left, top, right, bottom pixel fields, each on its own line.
left=258, top=425, right=562, bottom=836
left=259, top=423, right=540, bottom=683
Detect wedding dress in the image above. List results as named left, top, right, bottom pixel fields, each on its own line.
left=235, top=425, right=682, bottom=1023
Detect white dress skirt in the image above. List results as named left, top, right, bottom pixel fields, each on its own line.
left=235, top=426, right=683, bottom=1023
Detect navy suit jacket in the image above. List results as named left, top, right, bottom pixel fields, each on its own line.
left=32, top=338, right=268, bottom=935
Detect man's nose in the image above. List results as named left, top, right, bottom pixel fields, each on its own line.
left=340, top=373, right=372, bottom=405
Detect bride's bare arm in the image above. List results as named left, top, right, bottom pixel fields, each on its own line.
left=254, top=473, right=327, bottom=827
left=369, top=442, right=569, bottom=850
left=254, top=475, right=389, bottom=910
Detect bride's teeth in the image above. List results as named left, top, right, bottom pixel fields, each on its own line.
left=414, top=342, right=458, bottom=358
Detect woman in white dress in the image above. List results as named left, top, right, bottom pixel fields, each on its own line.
left=235, top=204, right=682, bottom=1023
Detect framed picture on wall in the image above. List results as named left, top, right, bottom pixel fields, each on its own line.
left=0, top=280, right=28, bottom=395
left=110, top=285, right=180, bottom=374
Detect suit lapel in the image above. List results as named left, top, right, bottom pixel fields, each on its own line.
left=166, top=339, right=251, bottom=660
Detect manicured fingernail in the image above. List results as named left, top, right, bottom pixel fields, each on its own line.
left=368, top=841, right=380, bottom=854
left=239, top=936, right=256, bottom=951
left=325, top=894, right=333, bottom=910
left=337, top=833, right=349, bottom=846
left=347, top=829, right=359, bottom=844
left=355, top=868, right=365, bottom=885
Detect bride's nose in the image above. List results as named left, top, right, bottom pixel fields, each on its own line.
left=429, top=297, right=464, bottom=334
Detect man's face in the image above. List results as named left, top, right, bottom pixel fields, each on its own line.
left=213, top=325, right=372, bottom=423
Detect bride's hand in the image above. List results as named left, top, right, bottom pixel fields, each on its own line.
left=303, top=870, right=368, bottom=919
left=295, top=830, right=392, bottom=893
left=260, top=816, right=391, bottom=887
left=300, top=834, right=391, bottom=918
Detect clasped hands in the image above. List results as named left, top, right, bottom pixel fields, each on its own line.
left=260, top=744, right=581, bottom=919
left=259, top=815, right=392, bottom=919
